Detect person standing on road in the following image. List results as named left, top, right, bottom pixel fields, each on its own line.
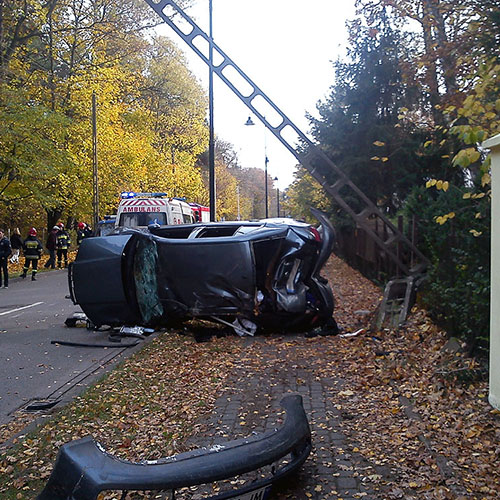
left=76, top=222, right=92, bottom=246
left=44, top=225, right=59, bottom=269
left=21, top=228, right=42, bottom=281
left=0, top=228, right=12, bottom=289
left=56, top=223, right=70, bottom=268
left=9, top=228, right=22, bottom=264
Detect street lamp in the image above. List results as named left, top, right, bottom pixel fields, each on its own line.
left=244, top=116, right=269, bottom=218
left=274, top=176, right=280, bottom=217
left=208, top=0, right=216, bottom=221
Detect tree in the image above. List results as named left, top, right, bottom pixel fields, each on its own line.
left=297, top=10, right=433, bottom=226
left=284, top=167, right=332, bottom=224
left=141, top=36, right=208, bottom=172
left=0, top=86, right=71, bottom=213
left=0, top=0, right=211, bottom=230
left=356, top=0, right=481, bottom=122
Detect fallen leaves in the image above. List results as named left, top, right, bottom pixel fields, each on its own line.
left=0, top=254, right=498, bottom=499
left=0, top=334, right=242, bottom=497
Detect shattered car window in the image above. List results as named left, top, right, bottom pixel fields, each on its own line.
left=134, top=237, right=164, bottom=324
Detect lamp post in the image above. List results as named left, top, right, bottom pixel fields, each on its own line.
left=274, top=177, right=280, bottom=217
left=92, top=91, right=99, bottom=231
left=244, top=116, right=269, bottom=218
left=208, top=0, right=216, bottom=221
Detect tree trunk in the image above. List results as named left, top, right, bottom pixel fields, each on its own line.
left=46, top=207, right=63, bottom=232
left=421, top=0, right=444, bottom=125
left=429, top=0, right=458, bottom=95
left=48, top=2, right=56, bottom=111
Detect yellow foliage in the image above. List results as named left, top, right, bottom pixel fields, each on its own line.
left=481, top=173, right=491, bottom=187
left=435, top=212, right=455, bottom=225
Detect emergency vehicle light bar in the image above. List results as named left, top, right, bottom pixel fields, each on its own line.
left=120, top=192, right=168, bottom=199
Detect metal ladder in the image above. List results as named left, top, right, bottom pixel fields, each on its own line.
left=375, top=275, right=426, bottom=330
left=143, top=0, right=429, bottom=277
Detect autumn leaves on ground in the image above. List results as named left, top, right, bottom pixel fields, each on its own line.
left=0, top=255, right=498, bottom=499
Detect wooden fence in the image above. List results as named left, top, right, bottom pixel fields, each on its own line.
left=335, top=215, right=421, bottom=282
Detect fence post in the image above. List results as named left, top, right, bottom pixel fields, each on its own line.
left=397, top=216, right=403, bottom=277
left=483, top=133, right=500, bottom=410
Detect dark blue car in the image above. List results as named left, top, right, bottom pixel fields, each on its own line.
left=69, top=209, right=335, bottom=332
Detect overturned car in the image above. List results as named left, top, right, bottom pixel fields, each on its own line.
left=69, top=208, right=336, bottom=333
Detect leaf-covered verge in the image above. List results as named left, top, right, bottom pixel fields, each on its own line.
left=322, top=313, right=499, bottom=499
left=0, top=255, right=498, bottom=499
left=283, top=0, right=498, bottom=352
left=0, top=334, right=241, bottom=499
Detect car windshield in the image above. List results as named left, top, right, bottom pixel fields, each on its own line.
left=119, top=212, right=167, bottom=227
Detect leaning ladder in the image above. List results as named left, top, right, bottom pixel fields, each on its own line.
left=143, top=0, right=429, bottom=277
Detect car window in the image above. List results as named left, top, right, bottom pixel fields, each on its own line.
left=234, top=225, right=264, bottom=235
left=119, top=212, right=167, bottom=227
left=134, top=238, right=164, bottom=323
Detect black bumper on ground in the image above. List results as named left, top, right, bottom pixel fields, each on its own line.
left=37, top=394, right=311, bottom=500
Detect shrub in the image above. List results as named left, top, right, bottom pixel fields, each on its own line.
left=403, top=186, right=490, bottom=353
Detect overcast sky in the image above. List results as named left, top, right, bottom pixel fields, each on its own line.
left=157, top=0, right=356, bottom=189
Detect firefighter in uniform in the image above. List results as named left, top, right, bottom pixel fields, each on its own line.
left=76, top=222, right=85, bottom=245
left=56, top=223, right=71, bottom=268
left=22, top=228, right=43, bottom=281
left=76, top=222, right=93, bottom=245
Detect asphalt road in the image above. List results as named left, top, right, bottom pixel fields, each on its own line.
left=0, top=268, right=141, bottom=426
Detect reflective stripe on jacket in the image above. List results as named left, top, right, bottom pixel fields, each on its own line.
left=56, top=232, right=70, bottom=250
left=23, top=237, right=42, bottom=259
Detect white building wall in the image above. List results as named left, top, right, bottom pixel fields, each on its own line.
left=483, top=133, right=500, bottom=409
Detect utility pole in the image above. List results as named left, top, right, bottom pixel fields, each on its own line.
left=264, top=153, right=269, bottom=218
left=92, top=92, right=99, bottom=231
left=274, top=177, right=280, bottom=217
left=245, top=116, right=269, bottom=218
left=483, top=133, right=500, bottom=410
left=236, top=184, right=241, bottom=221
left=208, top=0, right=216, bottom=221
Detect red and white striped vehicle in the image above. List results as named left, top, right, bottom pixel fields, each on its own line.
left=116, top=192, right=195, bottom=229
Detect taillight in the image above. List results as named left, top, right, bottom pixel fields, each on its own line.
left=309, top=227, right=321, bottom=242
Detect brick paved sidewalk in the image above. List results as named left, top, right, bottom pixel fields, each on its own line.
left=162, top=335, right=391, bottom=500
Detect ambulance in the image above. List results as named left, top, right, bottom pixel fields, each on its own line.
left=116, top=192, right=195, bottom=229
